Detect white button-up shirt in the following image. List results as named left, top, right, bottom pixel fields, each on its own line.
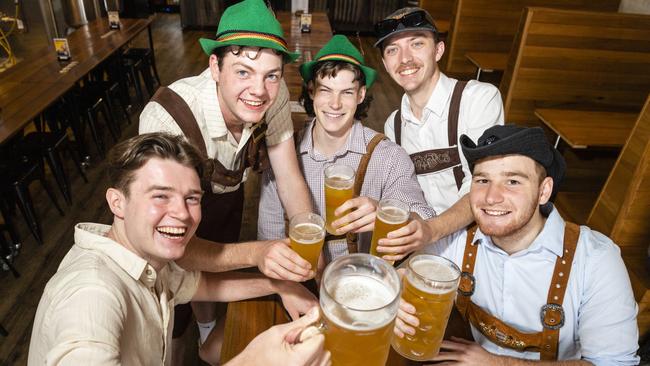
left=384, top=73, right=504, bottom=213
left=421, top=209, right=639, bottom=365
left=28, top=223, right=200, bottom=366
left=139, top=68, right=294, bottom=194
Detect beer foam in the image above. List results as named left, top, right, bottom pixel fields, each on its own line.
left=322, top=274, right=397, bottom=330
left=409, top=260, right=459, bottom=294
left=377, top=206, right=409, bottom=224
left=290, top=223, right=324, bottom=243
left=325, top=175, right=354, bottom=190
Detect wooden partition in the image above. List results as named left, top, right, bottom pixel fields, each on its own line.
left=442, top=0, right=619, bottom=76
left=499, top=7, right=650, bottom=127
left=419, top=0, right=455, bottom=23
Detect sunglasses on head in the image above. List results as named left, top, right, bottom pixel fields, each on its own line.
left=375, top=10, right=436, bottom=40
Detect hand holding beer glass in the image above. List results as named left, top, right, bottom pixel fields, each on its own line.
left=392, top=254, right=461, bottom=361
left=319, top=254, right=401, bottom=365
left=370, top=198, right=409, bottom=258
left=289, top=213, right=326, bottom=271
left=324, top=164, right=355, bottom=234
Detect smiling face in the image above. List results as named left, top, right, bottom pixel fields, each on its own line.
left=210, top=47, right=283, bottom=128
left=108, top=158, right=203, bottom=269
left=470, top=155, right=553, bottom=251
left=310, top=69, right=366, bottom=139
left=381, top=31, right=444, bottom=97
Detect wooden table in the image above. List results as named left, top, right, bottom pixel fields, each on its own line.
left=0, top=16, right=155, bottom=144
left=534, top=108, right=638, bottom=149
left=465, top=52, right=508, bottom=80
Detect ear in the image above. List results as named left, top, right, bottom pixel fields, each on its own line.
left=307, top=80, right=315, bottom=100
left=538, top=176, right=553, bottom=205
left=106, top=188, right=126, bottom=219
left=208, top=54, right=221, bottom=83
left=357, top=85, right=367, bottom=104
left=434, top=41, right=445, bottom=62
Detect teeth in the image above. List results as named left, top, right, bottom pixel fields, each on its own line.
left=399, top=68, right=418, bottom=76
left=484, top=209, right=509, bottom=216
left=324, top=112, right=344, bottom=118
left=241, top=99, right=263, bottom=106
left=157, top=226, right=186, bottom=236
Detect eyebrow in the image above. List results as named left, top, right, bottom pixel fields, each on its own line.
left=232, top=61, right=282, bottom=75
left=474, top=170, right=531, bottom=179
left=146, top=185, right=203, bottom=195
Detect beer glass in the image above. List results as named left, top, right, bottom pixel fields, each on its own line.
left=323, top=164, right=355, bottom=234
left=320, top=253, right=401, bottom=366
left=289, top=212, right=325, bottom=270
left=370, top=198, right=410, bottom=257
left=391, top=254, right=461, bottom=361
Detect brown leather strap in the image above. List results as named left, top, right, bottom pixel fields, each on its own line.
left=449, top=81, right=467, bottom=190
left=346, top=133, right=386, bottom=254
left=409, top=146, right=463, bottom=175
left=393, top=109, right=402, bottom=145
left=539, top=222, right=580, bottom=360
left=455, top=222, right=581, bottom=360
left=151, top=87, right=207, bottom=156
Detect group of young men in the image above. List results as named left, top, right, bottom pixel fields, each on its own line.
left=28, top=0, right=639, bottom=365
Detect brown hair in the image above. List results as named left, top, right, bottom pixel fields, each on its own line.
left=107, top=133, right=204, bottom=197
left=299, top=60, right=373, bottom=120
left=212, top=45, right=287, bottom=69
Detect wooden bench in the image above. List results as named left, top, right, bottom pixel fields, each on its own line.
left=500, top=7, right=650, bottom=128
left=442, top=0, right=619, bottom=77
left=556, top=94, right=650, bottom=337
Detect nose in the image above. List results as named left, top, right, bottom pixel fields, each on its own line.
left=169, top=197, right=191, bottom=221
left=248, top=75, right=266, bottom=97
left=400, top=48, right=413, bottom=64
left=329, top=93, right=342, bottom=110
left=485, top=183, right=504, bottom=205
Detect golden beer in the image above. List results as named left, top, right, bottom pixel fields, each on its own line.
left=289, top=222, right=325, bottom=270
left=320, top=254, right=401, bottom=366
left=324, top=165, right=355, bottom=234
left=391, top=255, right=460, bottom=361
left=370, top=199, right=409, bottom=257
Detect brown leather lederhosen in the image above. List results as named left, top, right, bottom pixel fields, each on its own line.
left=151, top=86, right=270, bottom=337
left=454, top=223, right=580, bottom=360
left=394, top=81, right=467, bottom=190
left=323, top=133, right=387, bottom=254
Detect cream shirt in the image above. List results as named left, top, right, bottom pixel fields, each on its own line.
left=384, top=73, right=504, bottom=213
left=28, top=223, right=201, bottom=366
left=139, top=68, right=294, bottom=193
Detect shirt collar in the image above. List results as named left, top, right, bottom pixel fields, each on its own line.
left=73, top=223, right=152, bottom=282
left=199, top=68, right=228, bottom=139
left=472, top=208, right=565, bottom=259
left=400, top=72, right=453, bottom=124
left=299, top=119, right=367, bottom=159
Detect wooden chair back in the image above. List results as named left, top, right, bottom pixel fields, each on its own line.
left=442, top=0, right=619, bottom=76
left=499, top=7, right=650, bottom=127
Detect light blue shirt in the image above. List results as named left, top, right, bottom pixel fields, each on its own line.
left=422, top=208, right=639, bottom=365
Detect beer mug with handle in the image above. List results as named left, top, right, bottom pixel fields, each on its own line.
left=391, top=254, right=461, bottom=361
left=319, top=253, right=401, bottom=365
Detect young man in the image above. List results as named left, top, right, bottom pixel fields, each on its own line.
left=27, top=133, right=323, bottom=365
left=258, top=35, right=434, bottom=263
left=139, top=0, right=313, bottom=356
left=395, top=125, right=639, bottom=364
left=372, top=7, right=504, bottom=254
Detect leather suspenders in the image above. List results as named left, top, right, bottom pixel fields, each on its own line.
left=325, top=133, right=387, bottom=254
left=455, top=223, right=580, bottom=360
left=150, top=87, right=270, bottom=189
left=394, top=81, right=467, bottom=190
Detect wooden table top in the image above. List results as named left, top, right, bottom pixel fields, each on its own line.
left=534, top=108, right=638, bottom=149
left=465, top=52, right=508, bottom=73
left=0, top=16, right=154, bottom=144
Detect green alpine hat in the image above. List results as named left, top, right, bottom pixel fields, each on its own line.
left=199, top=0, right=300, bottom=62
left=299, top=35, right=377, bottom=88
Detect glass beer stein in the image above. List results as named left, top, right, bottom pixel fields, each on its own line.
left=288, top=212, right=326, bottom=270
left=323, top=164, right=355, bottom=234
left=370, top=198, right=410, bottom=258
left=391, top=254, right=461, bottom=361
left=319, top=253, right=401, bottom=366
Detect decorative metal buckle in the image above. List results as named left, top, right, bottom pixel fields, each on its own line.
left=540, top=303, right=565, bottom=330
left=458, top=271, right=475, bottom=296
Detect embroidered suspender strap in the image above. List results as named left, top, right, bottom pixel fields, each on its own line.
left=455, top=224, right=479, bottom=319
left=393, top=108, right=402, bottom=145
left=448, top=81, right=467, bottom=190
left=539, top=222, right=580, bottom=360
left=345, top=133, right=387, bottom=254
left=454, top=222, right=581, bottom=360
left=151, top=87, right=207, bottom=156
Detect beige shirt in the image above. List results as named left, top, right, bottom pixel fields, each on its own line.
left=139, top=68, right=294, bottom=194
left=28, top=223, right=201, bottom=366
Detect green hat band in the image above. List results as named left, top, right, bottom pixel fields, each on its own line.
left=317, top=54, right=360, bottom=65
left=216, top=30, right=289, bottom=53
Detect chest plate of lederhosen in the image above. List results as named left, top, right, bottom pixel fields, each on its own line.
left=408, top=146, right=461, bottom=175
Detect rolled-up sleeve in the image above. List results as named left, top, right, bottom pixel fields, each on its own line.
left=264, top=80, right=294, bottom=147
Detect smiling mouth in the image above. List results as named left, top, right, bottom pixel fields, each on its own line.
left=323, top=112, right=345, bottom=119
left=240, top=98, right=264, bottom=107
left=398, top=67, right=419, bottom=76
left=483, top=209, right=510, bottom=216
left=156, top=226, right=187, bottom=238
